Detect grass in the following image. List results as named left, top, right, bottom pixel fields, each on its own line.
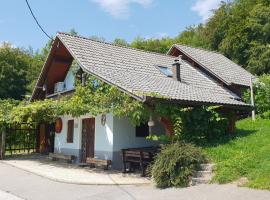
left=203, top=117, right=270, bottom=190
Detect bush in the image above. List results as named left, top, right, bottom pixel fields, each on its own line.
left=244, top=74, right=270, bottom=117
left=149, top=142, right=207, bottom=188
left=180, top=106, right=228, bottom=143
left=254, top=75, right=270, bottom=117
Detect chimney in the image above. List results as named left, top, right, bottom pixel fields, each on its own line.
left=172, top=56, right=182, bottom=81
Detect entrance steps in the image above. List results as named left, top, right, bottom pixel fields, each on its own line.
left=190, top=163, right=215, bottom=186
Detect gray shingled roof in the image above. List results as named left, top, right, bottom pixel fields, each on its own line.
left=170, top=44, right=253, bottom=87
left=56, top=33, right=248, bottom=107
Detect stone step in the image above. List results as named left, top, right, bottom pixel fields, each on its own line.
left=194, top=170, right=212, bottom=177
left=199, top=163, right=215, bottom=171
left=190, top=163, right=215, bottom=186
left=190, top=177, right=211, bottom=186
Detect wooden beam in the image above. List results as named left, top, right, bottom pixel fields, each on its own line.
left=0, top=128, right=6, bottom=160
left=52, top=57, right=73, bottom=65
left=250, top=77, right=256, bottom=121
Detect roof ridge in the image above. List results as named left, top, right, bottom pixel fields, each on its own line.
left=175, top=43, right=254, bottom=76
left=57, top=32, right=176, bottom=59
left=174, top=43, right=222, bottom=55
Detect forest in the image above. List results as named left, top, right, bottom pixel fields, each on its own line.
left=0, top=0, right=269, bottom=100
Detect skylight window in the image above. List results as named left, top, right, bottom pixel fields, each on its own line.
left=157, top=66, right=173, bottom=77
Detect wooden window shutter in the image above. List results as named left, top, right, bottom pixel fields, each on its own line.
left=67, top=120, right=74, bottom=143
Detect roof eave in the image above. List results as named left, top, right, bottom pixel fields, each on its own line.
left=30, top=36, right=59, bottom=102
left=56, top=33, right=146, bottom=103
left=146, top=96, right=251, bottom=110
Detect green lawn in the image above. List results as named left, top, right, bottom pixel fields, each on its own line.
left=203, top=117, right=270, bottom=190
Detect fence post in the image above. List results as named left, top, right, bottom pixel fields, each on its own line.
left=0, top=127, right=6, bottom=160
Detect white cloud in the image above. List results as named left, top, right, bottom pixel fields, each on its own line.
left=191, top=0, right=222, bottom=22
left=92, top=0, right=153, bottom=19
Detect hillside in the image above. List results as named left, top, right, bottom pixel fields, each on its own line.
left=204, top=118, right=270, bottom=189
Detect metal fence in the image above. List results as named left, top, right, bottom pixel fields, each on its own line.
left=5, top=123, right=38, bottom=155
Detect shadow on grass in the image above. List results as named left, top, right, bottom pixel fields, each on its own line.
left=196, top=128, right=257, bottom=148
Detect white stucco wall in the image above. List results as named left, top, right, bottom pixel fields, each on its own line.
left=54, top=113, right=164, bottom=167
left=111, top=116, right=164, bottom=169
left=54, top=113, right=114, bottom=161
left=94, top=114, right=114, bottom=160
left=112, top=117, right=161, bottom=152
left=54, top=115, right=81, bottom=154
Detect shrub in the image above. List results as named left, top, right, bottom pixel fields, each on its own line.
left=180, top=106, right=228, bottom=143
left=244, top=74, right=270, bottom=117
left=149, top=142, right=207, bottom=188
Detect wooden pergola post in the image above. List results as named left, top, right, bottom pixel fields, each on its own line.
left=250, top=77, right=255, bottom=121
left=0, top=127, right=6, bottom=160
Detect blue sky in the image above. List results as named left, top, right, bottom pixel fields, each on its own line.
left=0, top=0, right=221, bottom=50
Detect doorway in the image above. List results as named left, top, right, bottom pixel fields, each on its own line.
left=81, top=118, right=95, bottom=163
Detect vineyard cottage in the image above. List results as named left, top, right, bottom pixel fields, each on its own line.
left=31, top=33, right=253, bottom=169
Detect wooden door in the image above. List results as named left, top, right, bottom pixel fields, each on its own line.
left=39, top=124, right=46, bottom=153
left=81, top=118, right=95, bottom=163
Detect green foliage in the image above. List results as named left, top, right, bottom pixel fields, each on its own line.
left=113, top=38, right=129, bottom=47
left=244, top=74, right=270, bottom=117
left=150, top=142, right=207, bottom=188
left=253, top=75, right=270, bottom=116
left=9, top=99, right=64, bottom=124
left=204, top=117, right=270, bottom=190
left=180, top=106, right=228, bottom=143
left=129, top=1, right=270, bottom=75
left=0, top=99, right=19, bottom=128
left=0, top=43, right=43, bottom=99
left=146, top=134, right=170, bottom=143
left=175, top=25, right=210, bottom=49
left=130, top=36, right=174, bottom=54
left=3, top=75, right=150, bottom=126
left=2, top=73, right=228, bottom=146
left=151, top=103, right=228, bottom=143
left=205, top=0, right=270, bottom=74
left=66, top=75, right=150, bottom=125
left=247, top=43, right=270, bottom=75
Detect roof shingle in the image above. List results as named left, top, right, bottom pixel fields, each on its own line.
left=56, top=33, right=249, bottom=107
left=170, top=44, right=253, bottom=87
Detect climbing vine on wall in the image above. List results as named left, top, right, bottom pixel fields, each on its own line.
left=1, top=73, right=229, bottom=143
left=2, top=75, right=151, bottom=126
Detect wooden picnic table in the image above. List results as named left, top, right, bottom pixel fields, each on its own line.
left=121, top=146, right=160, bottom=176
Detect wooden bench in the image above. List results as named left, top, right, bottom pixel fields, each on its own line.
left=49, top=153, right=76, bottom=163
left=86, top=157, right=112, bottom=170
left=122, top=147, right=159, bottom=176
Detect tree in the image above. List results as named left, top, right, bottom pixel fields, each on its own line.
left=0, top=43, right=40, bottom=99
left=130, top=36, right=174, bottom=54
left=203, top=0, right=270, bottom=74
left=113, top=38, right=129, bottom=47
left=247, top=43, right=270, bottom=74
left=175, top=25, right=210, bottom=49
